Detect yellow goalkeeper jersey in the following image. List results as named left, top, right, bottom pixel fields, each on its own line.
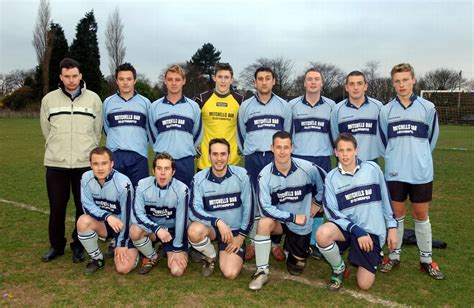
left=195, top=90, right=244, bottom=170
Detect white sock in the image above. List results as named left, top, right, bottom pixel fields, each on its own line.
left=389, top=216, right=404, bottom=261
left=78, top=230, right=103, bottom=260
left=317, top=242, right=344, bottom=274
left=415, top=218, right=433, bottom=264
left=254, top=234, right=271, bottom=274
left=132, top=236, right=157, bottom=259
left=190, top=237, right=216, bottom=259
left=248, top=216, right=260, bottom=245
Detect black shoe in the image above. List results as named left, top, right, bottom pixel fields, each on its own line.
left=189, top=247, right=203, bottom=263
left=105, top=241, right=115, bottom=258
left=72, top=248, right=85, bottom=263
left=41, top=248, right=64, bottom=262
left=309, top=245, right=323, bottom=260
left=84, top=259, right=105, bottom=275
left=286, top=254, right=306, bottom=276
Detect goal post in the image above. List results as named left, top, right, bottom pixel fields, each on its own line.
left=420, top=89, right=474, bottom=124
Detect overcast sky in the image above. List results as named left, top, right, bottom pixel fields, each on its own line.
left=0, top=0, right=473, bottom=84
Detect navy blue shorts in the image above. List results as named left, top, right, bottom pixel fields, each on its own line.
left=104, top=220, right=135, bottom=249
left=156, top=228, right=189, bottom=253
left=172, top=155, right=195, bottom=188
left=113, top=150, right=149, bottom=187
left=214, top=227, right=246, bottom=260
left=105, top=220, right=119, bottom=240
left=292, top=154, right=331, bottom=173
left=244, top=151, right=273, bottom=189
left=335, top=225, right=381, bottom=274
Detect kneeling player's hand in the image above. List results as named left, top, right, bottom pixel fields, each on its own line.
left=168, top=252, right=188, bottom=269
left=157, top=228, right=172, bottom=243
left=107, top=215, right=124, bottom=233
left=357, top=235, right=373, bottom=252
left=225, top=234, right=245, bottom=254
left=295, top=214, right=307, bottom=225
left=115, top=247, right=130, bottom=264
left=217, top=220, right=233, bottom=244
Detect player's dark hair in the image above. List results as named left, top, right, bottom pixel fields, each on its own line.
left=89, top=146, right=113, bottom=162
left=214, top=63, right=234, bottom=77
left=153, top=152, right=176, bottom=171
left=254, top=66, right=276, bottom=80
left=115, top=62, right=137, bottom=80
left=304, top=67, right=324, bottom=83
left=209, top=138, right=231, bottom=154
left=335, top=132, right=358, bottom=149
left=60, top=58, right=81, bottom=73
left=345, top=70, right=367, bottom=84
left=272, top=131, right=292, bottom=144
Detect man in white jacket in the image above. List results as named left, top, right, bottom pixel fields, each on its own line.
left=40, top=58, right=102, bottom=264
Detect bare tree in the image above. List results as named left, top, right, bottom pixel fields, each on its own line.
left=0, top=69, right=35, bottom=96
left=105, top=7, right=126, bottom=77
left=239, top=57, right=294, bottom=97
left=419, top=68, right=466, bottom=90
left=361, top=60, right=380, bottom=85
left=297, top=62, right=346, bottom=100
left=32, top=0, right=52, bottom=96
left=361, top=61, right=394, bottom=102
left=370, top=77, right=395, bottom=103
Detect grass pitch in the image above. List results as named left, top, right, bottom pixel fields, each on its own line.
left=0, top=119, right=473, bottom=306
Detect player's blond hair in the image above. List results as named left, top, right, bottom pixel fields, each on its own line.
left=165, top=64, right=186, bottom=79
left=391, top=63, right=415, bottom=79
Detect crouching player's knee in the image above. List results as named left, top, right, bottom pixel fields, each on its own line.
left=170, top=265, right=186, bottom=277
left=168, top=252, right=188, bottom=277
left=222, top=266, right=241, bottom=280
left=114, top=248, right=139, bottom=274
left=356, top=264, right=376, bottom=290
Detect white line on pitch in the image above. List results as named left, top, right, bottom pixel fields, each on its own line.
left=243, top=263, right=403, bottom=306
left=0, top=198, right=75, bottom=222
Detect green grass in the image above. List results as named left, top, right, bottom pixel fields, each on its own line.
left=1, top=118, right=473, bottom=306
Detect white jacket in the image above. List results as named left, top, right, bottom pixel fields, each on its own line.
left=40, top=82, right=102, bottom=168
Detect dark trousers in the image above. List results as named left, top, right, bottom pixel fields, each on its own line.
left=173, top=155, right=195, bottom=188
left=46, top=167, right=89, bottom=251
left=292, top=154, right=331, bottom=173
left=244, top=151, right=274, bottom=190
left=113, top=150, right=149, bottom=187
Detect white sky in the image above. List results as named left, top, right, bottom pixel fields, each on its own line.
left=0, top=0, right=473, bottom=83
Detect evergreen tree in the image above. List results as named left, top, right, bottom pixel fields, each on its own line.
left=48, top=23, right=69, bottom=91
left=69, top=11, right=103, bottom=94
left=190, top=43, right=221, bottom=88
